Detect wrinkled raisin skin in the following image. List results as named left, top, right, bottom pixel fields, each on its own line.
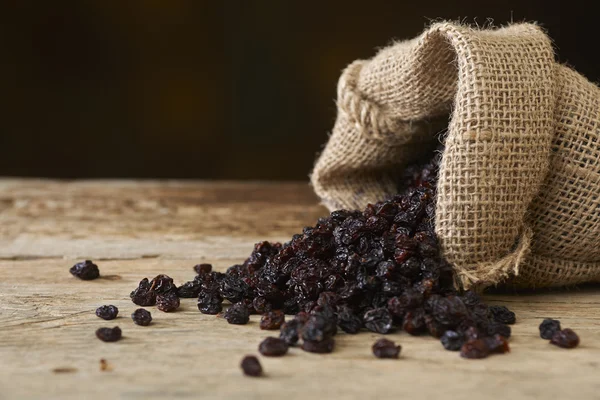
left=131, top=309, right=152, bottom=326
left=550, top=328, right=580, bottom=349
left=240, top=355, right=262, bottom=377
left=156, top=291, right=180, bottom=312
left=224, top=303, right=250, bottom=325
left=70, top=260, right=100, bottom=280
left=260, top=310, right=285, bottom=330
left=258, top=337, right=289, bottom=357
left=130, top=278, right=157, bottom=306
left=95, top=305, right=118, bottom=320
left=198, top=291, right=223, bottom=315
left=539, top=318, right=561, bottom=340
left=177, top=280, right=202, bottom=298
left=96, top=326, right=122, bottom=342
left=149, top=274, right=177, bottom=294
left=372, top=338, right=401, bottom=359
left=363, top=308, right=393, bottom=334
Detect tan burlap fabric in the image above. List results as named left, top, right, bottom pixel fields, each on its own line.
left=310, top=22, right=600, bottom=289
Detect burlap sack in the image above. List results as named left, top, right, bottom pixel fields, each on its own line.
left=310, top=22, right=600, bottom=289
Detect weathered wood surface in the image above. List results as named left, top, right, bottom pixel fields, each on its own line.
left=1, top=179, right=599, bottom=400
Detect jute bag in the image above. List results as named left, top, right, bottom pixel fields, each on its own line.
left=310, top=22, right=600, bottom=289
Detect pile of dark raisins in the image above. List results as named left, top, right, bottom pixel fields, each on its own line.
left=76, top=150, right=582, bottom=374
left=126, top=153, right=519, bottom=360
left=119, top=152, right=580, bottom=372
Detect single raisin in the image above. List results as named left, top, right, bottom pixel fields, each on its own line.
left=224, top=303, right=250, bottom=325
left=258, top=337, right=289, bottom=357
left=130, top=278, right=157, bottom=306
left=96, top=326, right=122, bottom=342
left=156, top=291, right=180, bottom=312
left=70, top=260, right=100, bottom=280
left=489, top=305, right=516, bottom=325
left=131, top=308, right=152, bottom=326
left=372, top=338, right=401, bottom=358
left=240, top=355, right=262, bottom=377
left=260, top=310, right=285, bottom=330
left=95, top=305, right=118, bottom=320
left=441, top=330, right=464, bottom=351
left=301, top=337, right=335, bottom=354
left=550, top=328, right=580, bottom=348
left=539, top=318, right=561, bottom=340
left=220, top=275, right=248, bottom=303
left=198, top=291, right=223, bottom=315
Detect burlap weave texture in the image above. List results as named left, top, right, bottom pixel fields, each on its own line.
left=310, top=22, right=600, bottom=288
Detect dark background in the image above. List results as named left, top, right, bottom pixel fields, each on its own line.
left=0, top=1, right=596, bottom=180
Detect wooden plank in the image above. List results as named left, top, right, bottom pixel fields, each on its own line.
left=0, top=179, right=599, bottom=400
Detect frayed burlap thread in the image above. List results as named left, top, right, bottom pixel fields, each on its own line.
left=311, top=22, right=600, bottom=289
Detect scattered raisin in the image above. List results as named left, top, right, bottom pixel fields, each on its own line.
left=372, top=338, right=401, bottom=358
left=95, top=326, right=122, bottom=342
left=156, top=291, right=180, bottom=312
left=240, top=355, right=262, bottom=377
left=95, top=305, right=118, bottom=320
left=131, top=308, right=152, bottom=326
left=260, top=310, right=285, bottom=330
left=550, top=328, right=580, bottom=349
left=70, top=260, right=100, bottom=280
left=224, top=303, right=250, bottom=325
left=539, top=318, right=561, bottom=340
left=258, top=337, right=289, bottom=357
left=489, top=305, right=516, bottom=325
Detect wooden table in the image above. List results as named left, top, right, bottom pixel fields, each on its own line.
left=1, top=179, right=599, bottom=400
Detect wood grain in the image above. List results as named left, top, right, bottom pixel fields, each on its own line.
left=0, top=179, right=599, bottom=400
